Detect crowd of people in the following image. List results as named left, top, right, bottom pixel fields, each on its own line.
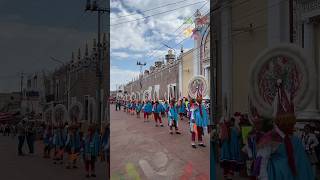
left=115, top=87, right=320, bottom=179
left=115, top=95, right=210, bottom=149
left=10, top=118, right=110, bottom=178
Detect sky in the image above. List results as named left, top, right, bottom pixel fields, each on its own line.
left=110, top=0, right=210, bottom=90
left=0, top=0, right=106, bottom=92
left=0, top=0, right=210, bottom=92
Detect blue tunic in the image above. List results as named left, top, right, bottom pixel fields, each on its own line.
left=220, top=127, right=242, bottom=163
left=153, top=103, right=164, bottom=113
left=143, top=103, right=152, bottom=113
left=136, top=103, right=142, bottom=112
left=178, top=104, right=185, bottom=114
left=84, top=132, right=100, bottom=157
left=267, top=136, right=314, bottom=180
left=168, top=105, right=178, bottom=124
left=193, top=104, right=209, bottom=128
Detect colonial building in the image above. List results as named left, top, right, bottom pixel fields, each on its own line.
left=42, top=33, right=109, bottom=126
left=123, top=50, right=179, bottom=101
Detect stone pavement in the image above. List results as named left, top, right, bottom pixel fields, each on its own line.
left=0, top=135, right=106, bottom=180
left=110, top=105, right=248, bottom=180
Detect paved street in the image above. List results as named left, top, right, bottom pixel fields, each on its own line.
left=0, top=135, right=106, bottom=180
left=110, top=105, right=211, bottom=180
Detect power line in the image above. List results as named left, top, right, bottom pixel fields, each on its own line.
left=110, top=1, right=207, bottom=26
left=111, top=0, right=203, bottom=19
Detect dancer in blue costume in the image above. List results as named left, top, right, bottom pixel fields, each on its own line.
left=255, top=79, right=314, bottom=180
left=177, top=99, right=186, bottom=121
left=65, top=125, right=81, bottom=169
left=135, top=100, right=143, bottom=118
left=163, top=100, right=169, bottom=118
left=190, top=95, right=208, bottom=148
left=131, top=101, right=136, bottom=116
left=83, top=126, right=100, bottom=178
left=219, top=116, right=242, bottom=179
left=53, top=124, right=66, bottom=164
left=143, top=100, right=152, bottom=122
left=152, top=100, right=165, bottom=127
left=168, top=99, right=181, bottom=134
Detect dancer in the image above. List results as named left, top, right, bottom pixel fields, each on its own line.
left=65, top=125, right=81, bottom=169
left=255, top=79, right=314, bottom=180
left=168, top=99, right=180, bottom=134
left=53, top=124, right=66, bottom=165
left=177, top=99, right=186, bottom=121
left=17, top=120, right=26, bottom=156
left=143, top=100, right=152, bottom=122
left=190, top=95, right=208, bottom=148
left=83, top=126, right=100, bottom=178
left=153, top=100, right=164, bottom=127
left=131, top=101, right=136, bottom=116
left=136, top=101, right=143, bottom=118
left=43, top=124, right=53, bottom=158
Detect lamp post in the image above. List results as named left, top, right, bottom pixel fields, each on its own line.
left=85, top=0, right=107, bottom=129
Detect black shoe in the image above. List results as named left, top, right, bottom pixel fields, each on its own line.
left=176, top=132, right=181, bottom=134
left=86, top=174, right=90, bottom=178
left=170, top=132, right=173, bottom=134
left=73, top=165, right=78, bottom=169
left=198, top=144, right=206, bottom=147
left=91, top=174, right=96, bottom=177
left=192, top=144, right=197, bottom=148
left=160, top=124, right=164, bottom=127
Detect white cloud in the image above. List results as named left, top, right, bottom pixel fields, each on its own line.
left=110, top=0, right=209, bottom=60
left=110, top=66, right=140, bottom=90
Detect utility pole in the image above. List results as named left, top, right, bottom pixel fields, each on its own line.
left=85, top=0, right=107, bottom=129
left=136, top=61, right=146, bottom=92
left=20, top=72, right=24, bottom=110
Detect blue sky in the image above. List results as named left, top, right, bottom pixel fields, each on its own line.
left=110, top=0, right=210, bottom=90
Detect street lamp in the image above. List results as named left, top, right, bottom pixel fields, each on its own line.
left=85, top=0, right=107, bottom=129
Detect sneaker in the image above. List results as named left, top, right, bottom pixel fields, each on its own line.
left=191, top=144, right=197, bottom=148
left=176, top=131, right=181, bottom=134
left=160, top=124, right=164, bottom=127
left=198, top=144, right=206, bottom=147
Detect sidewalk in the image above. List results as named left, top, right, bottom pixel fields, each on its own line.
left=0, top=135, right=106, bottom=180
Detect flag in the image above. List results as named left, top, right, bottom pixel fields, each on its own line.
left=183, top=27, right=193, bottom=37
left=183, top=17, right=193, bottom=24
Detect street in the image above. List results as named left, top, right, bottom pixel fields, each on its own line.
left=0, top=135, right=106, bottom=180
left=111, top=105, right=212, bottom=180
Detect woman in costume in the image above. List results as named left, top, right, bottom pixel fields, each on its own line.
left=65, top=125, right=81, bottom=169
left=168, top=99, right=181, bottom=134
left=190, top=94, right=208, bottom=148
left=254, top=79, right=314, bottom=180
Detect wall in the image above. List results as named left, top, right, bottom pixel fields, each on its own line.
left=231, top=0, right=268, bottom=113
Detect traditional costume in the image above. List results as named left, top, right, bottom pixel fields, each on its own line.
left=190, top=95, right=208, bottom=148
left=168, top=100, right=180, bottom=134
left=254, top=79, right=314, bottom=180
left=135, top=101, right=143, bottom=118
left=43, top=126, right=53, bottom=158
left=65, top=125, right=81, bottom=169
left=83, top=127, right=100, bottom=178
left=143, top=101, right=152, bottom=122
left=152, top=101, right=164, bottom=127
left=53, top=125, right=66, bottom=164
left=178, top=100, right=186, bottom=121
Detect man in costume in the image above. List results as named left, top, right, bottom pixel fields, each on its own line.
left=152, top=100, right=164, bottom=127
left=190, top=93, right=208, bottom=148
left=143, top=100, right=152, bottom=122
left=168, top=99, right=180, bottom=134
left=255, top=79, right=314, bottom=180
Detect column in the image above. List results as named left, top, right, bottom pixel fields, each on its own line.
left=297, top=20, right=320, bottom=119
left=220, top=0, right=233, bottom=117
left=268, top=0, right=290, bottom=46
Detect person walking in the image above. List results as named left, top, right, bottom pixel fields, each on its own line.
left=17, top=120, right=26, bottom=156
left=83, top=126, right=100, bottom=178
left=26, top=122, right=36, bottom=154
left=168, top=99, right=180, bottom=134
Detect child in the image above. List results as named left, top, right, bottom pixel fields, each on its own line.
left=168, top=99, right=180, bottom=134
left=43, top=125, right=53, bottom=158
left=83, top=126, right=100, bottom=178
